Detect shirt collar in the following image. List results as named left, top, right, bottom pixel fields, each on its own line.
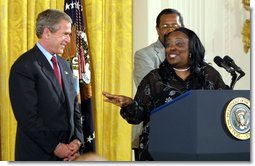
left=36, top=42, right=57, bottom=61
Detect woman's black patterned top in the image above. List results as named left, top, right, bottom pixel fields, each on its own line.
left=120, top=61, right=228, bottom=161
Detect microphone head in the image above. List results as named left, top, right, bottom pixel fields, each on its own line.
left=223, top=55, right=233, bottom=64
left=223, top=55, right=245, bottom=76
left=214, top=56, right=236, bottom=74
left=213, top=56, right=224, bottom=67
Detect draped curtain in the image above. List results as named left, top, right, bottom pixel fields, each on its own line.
left=0, top=0, right=132, bottom=161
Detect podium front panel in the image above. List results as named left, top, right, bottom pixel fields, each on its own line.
left=149, top=90, right=250, bottom=161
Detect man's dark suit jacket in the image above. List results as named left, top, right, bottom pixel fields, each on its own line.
left=9, top=45, right=84, bottom=161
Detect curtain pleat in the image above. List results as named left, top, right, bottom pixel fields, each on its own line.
left=83, top=0, right=132, bottom=161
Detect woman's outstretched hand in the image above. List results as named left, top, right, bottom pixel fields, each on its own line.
left=102, top=91, right=132, bottom=107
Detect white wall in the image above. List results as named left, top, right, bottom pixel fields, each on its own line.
left=133, top=0, right=250, bottom=90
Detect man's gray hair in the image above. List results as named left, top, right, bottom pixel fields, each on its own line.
left=36, top=9, right=72, bottom=38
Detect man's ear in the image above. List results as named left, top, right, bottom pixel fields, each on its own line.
left=43, top=27, right=51, bottom=39
left=156, top=26, right=160, bottom=36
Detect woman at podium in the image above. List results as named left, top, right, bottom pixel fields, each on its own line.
left=103, top=27, right=228, bottom=161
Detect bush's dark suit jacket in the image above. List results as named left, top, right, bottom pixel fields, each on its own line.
left=9, top=45, right=84, bottom=161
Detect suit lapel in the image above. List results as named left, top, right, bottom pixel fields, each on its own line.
left=154, top=40, right=165, bottom=63
left=58, top=58, right=71, bottom=100
left=33, top=46, right=65, bottom=103
left=58, top=58, right=73, bottom=118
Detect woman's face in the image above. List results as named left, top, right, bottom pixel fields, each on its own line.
left=165, top=31, right=190, bottom=69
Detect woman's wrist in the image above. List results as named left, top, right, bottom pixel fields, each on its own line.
left=121, top=97, right=133, bottom=108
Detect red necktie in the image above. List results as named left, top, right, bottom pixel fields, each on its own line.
left=51, top=56, right=62, bottom=88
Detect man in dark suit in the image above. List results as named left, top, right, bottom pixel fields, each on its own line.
left=9, top=9, right=84, bottom=161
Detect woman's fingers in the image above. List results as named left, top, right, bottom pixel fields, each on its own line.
left=102, top=91, right=132, bottom=107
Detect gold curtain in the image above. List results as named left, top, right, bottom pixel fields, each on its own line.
left=83, top=0, right=132, bottom=161
left=0, top=0, right=132, bottom=161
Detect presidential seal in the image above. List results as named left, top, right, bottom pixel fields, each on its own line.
left=225, top=97, right=250, bottom=140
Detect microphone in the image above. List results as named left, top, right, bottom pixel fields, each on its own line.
left=223, top=55, right=245, bottom=77
left=213, top=56, right=235, bottom=74
left=214, top=56, right=237, bottom=89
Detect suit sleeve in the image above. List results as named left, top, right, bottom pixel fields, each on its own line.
left=65, top=61, right=84, bottom=145
left=134, top=50, right=156, bottom=87
left=73, top=92, right=84, bottom=145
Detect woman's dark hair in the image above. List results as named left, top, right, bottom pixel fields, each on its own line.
left=156, top=8, right=184, bottom=27
left=161, top=27, right=208, bottom=88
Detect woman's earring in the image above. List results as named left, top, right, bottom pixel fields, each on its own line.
left=189, top=53, right=192, bottom=58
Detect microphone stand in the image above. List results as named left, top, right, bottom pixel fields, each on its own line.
left=229, top=70, right=246, bottom=89
left=229, top=71, right=238, bottom=89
